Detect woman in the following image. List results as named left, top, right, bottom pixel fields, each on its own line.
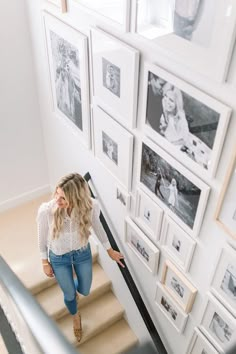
left=37, top=173, right=124, bottom=343
left=167, top=178, right=179, bottom=210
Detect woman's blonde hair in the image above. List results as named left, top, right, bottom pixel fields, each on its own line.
left=52, top=173, right=92, bottom=243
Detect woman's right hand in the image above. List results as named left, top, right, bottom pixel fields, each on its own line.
left=43, top=263, right=54, bottom=277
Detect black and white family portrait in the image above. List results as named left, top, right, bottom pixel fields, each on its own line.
left=141, top=143, right=201, bottom=229
left=220, top=264, right=236, bottom=301
left=146, top=71, right=220, bottom=170
left=50, top=31, right=82, bottom=130
left=209, top=312, right=233, bottom=344
left=131, top=235, right=149, bottom=262
left=161, top=296, right=178, bottom=320
left=102, top=131, right=118, bottom=165
left=102, top=58, right=120, bottom=98
left=171, top=277, right=184, bottom=298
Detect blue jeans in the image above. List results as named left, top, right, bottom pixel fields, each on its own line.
left=49, top=243, right=92, bottom=315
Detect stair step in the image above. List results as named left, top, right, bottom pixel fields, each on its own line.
left=36, top=262, right=111, bottom=319
left=57, top=291, right=124, bottom=346
left=79, top=318, right=138, bottom=354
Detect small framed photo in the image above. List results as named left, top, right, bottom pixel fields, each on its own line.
left=44, top=12, right=90, bottom=148
left=211, top=245, right=236, bottom=318
left=139, top=137, right=210, bottom=237
left=134, top=189, right=164, bottom=244
left=47, top=0, right=67, bottom=12
left=187, top=327, right=219, bottom=354
left=125, top=217, right=160, bottom=274
left=131, top=0, right=236, bottom=82
left=214, top=149, right=236, bottom=239
left=155, top=282, right=188, bottom=334
left=161, top=260, right=197, bottom=313
left=200, top=293, right=236, bottom=353
left=142, top=63, right=231, bottom=179
left=73, top=0, right=131, bottom=32
left=160, top=215, right=196, bottom=272
left=90, top=27, right=139, bottom=129
left=115, top=184, right=130, bottom=211
left=93, top=105, right=133, bottom=191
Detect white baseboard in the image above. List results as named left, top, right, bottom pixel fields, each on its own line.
left=0, top=185, right=51, bottom=213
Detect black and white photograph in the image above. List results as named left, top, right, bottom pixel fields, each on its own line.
left=102, top=58, right=120, bottom=98
left=44, top=13, right=91, bottom=147
left=140, top=141, right=201, bottom=230
left=142, top=63, right=231, bottom=178
left=102, top=131, right=118, bottom=165
left=220, top=263, right=236, bottom=301
left=116, top=187, right=127, bottom=206
left=170, top=277, right=184, bottom=298
left=155, top=283, right=188, bottom=333
left=172, top=236, right=181, bottom=252
left=187, top=327, right=219, bottom=354
left=125, top=218, right=160, bottom=274
left=209, top=312, right=233, bottom=344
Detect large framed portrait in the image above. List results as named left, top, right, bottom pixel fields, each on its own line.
left=161, top=260, right=197, bottom=313
left=44, top=13, right=91, bottom=148
left=131, top=0, right=236, bottom=82
left=142, top=63, right=231, bottom=180
left=211, top=245, right=236, bottom=318
left=187, top=327, right=219, bottom=354
left=139, top=137, right=210, bottom=237
left=200, top=293, right=236, bottom=353
left=47, top=0, right=67, bottom=12
left=72, top=0, right=131, bottom=32
left=160, top=215, right=196, bottom=272
left=90, top=27, right=139, bottom=129
left=92, top=105, right=133, bottom=191
left=214, top=148, right=236, bottom=239
left=134, top=189, right=164, bottom=244
left=125, top=217, right=160, bottom=274
left=155, top=282, right=188, bottom=334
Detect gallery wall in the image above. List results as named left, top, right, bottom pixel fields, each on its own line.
left=0, top=0, right=49, bottom=210
left=24, top=1, right=236, bottom=353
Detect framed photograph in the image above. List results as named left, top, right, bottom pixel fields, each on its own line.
left=160, top=215, right=196, bottom=272
left=155, top=282, right=188, bottom=333
left=44, top=13, right=91, bottom=148
left=187, top=327, right=219, bottom=354
left=161, top=260, right=197, bottom=313
left=47, top=0, right=67, bottom=12
left=131, top=0, right=236, bottom=82
left=211, top=245, right=236, bottom=318
left=134, top=189, right=164, bottom=244
left=214, top=149, right=236, bottom=239
left=139, top=137, right=210, bottom=237
left=115, top=184, right=131, bottom=211
left=142, top=63, right=231, bottom=180
left=72, top=0, right=130, bottom=32
left=90, top=27, right=139, bottom=129
left=125, top=217, right=160, bottom=274
left=200, top=293, right=236, bottom=353
left=93, top=105, right=133, bottom=191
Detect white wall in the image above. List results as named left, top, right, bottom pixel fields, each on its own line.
left=0, top=0, right=49, bottom=210
left=25, top=1, right=236, bottom=353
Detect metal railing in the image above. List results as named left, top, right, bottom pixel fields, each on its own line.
left=0, top=256, right=78, bottom=354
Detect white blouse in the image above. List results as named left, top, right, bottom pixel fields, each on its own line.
left=37, top=198, right=111, bottom=259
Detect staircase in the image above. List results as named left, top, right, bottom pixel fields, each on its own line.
left=0, top=195, right=138, bottom=354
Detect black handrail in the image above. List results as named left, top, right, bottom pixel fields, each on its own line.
left=84, top=172, right=167, bottom=354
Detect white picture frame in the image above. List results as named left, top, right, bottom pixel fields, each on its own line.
left=72, top=0, right=131, bottom=32
left=161, top=260, right=197, bottom=313
left=200, top=293, right=236, bottom=353
left=160, top=215, right=196, bottom=272
left=44, top=12, right=91, bottom=148
left=90, top=27, right=139, bottom=129
left=47, top=0, right=67, bottom=12
left=131, top=0, right=236, bottom=82
left=187, top=327, right=219, bottom=354
left=155, top=282, right=188, bottom=334
left=139, top=137, right=210, bottom=237
left=211, top=245, right=236, bottom=318
left=125, top=217, right=160, bottom=274
left=134, top=188, right=164, bottom=244
left=92, top=105, right=133, bottom=191
left=142, top=62, right=231, bottom=180
left=214, top=148, right=236, bottom=239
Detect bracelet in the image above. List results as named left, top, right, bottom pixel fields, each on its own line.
left=42, top=262, right=49, bottom=266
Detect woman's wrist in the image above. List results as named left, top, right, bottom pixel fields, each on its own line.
left=42, top=259, right=49, bottom=266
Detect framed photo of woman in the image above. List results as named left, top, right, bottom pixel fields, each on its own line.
left=142, top=63, right=231, bottom=180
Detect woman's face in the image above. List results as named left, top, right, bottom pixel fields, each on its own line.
left=55, top=188, right=68, bottom=209
left=163, top=90, right=176, bottom=113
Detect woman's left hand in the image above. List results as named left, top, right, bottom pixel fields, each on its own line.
left=107, top=248, right=125, bottom=268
